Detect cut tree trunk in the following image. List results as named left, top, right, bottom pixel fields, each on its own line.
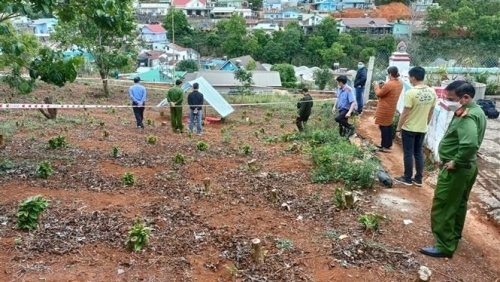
left=415, top=266, right=432, bottom=282
left=251, top=238, right=264, bottom=265
left=270, top=189, right=278, bottom=203
left=247, top=159, right=258, bottom=171
left=0, top=134, right=3, bottom=147
left=203, top=178, right=211, bottom=192
left=38, top=97, right=57, bottom=119
left=345, top=192, right=355, bottom=209
left=100, top=71, right=110, bottom=97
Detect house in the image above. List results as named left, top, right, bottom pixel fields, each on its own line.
left=299, top=13, right=324, bottom=34
left=165, top=43, right=200, bottom=61
left=138, top=50, right=168, bottom=68
left=220, top=55, right=267, bottom=71
left=173, top=0, right=209, bottom=17
left=411, top=0, right=438, bottom=12
left=314, top=0, right=337, bottom=12
left=282, top=10, right=301, bottom=19
left=264, top=0, right=282, bottom=10
left=264, top=10, right=283, bottom=19
left=63, top=49, right=95, bottom=62
left=128, top=68, right=187, bottom=83
left=141, top=24, right=168, bottom=45
left=30, top=18, right=57, bottom=34
left=183, top=70, right=282, bottom=93
left=337, top=18, right=393, bottom=35
left=133, top=0, right=171, bottom=16
left=211, top=0, right=245, bottom=8
left=251, top=22, right=280, bottom=34
left=337, top=0, right=373, bottom=9
left=392, top=22, right=410, bottom=36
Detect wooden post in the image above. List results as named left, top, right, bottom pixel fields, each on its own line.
left=363, top=56, right=376, bottom=107
left=270, top=189, right=278, bottom=203
left=251, top=238, right=264, bottom=265
left=415, top=266, right=432, bottom=282
left=0, top=134, right=3, bottom=147
left=345, top=192, right=355, bottom=209
left=203, top=177, right=211, bottom=192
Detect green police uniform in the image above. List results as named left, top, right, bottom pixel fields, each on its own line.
left=167, top=86, right=184, bottom=132
left=432, top=101, right=487, bottom=255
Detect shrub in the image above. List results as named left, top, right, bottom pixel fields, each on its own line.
left=111, top=145, right=120, bottom=158
left=241, top=144, right=252, bottom=155
left=16, top=195, right=49, bottom=230
left=147, top=135, right=157, bottom=144
left=172, top=153, right=185, bottom=164
left=358, top=213, right=386, bottom=232
left=197, top=141, right=209, bottom=151
left=36, top=161, right=53, bottom=179
left=48, top=135, right=68, bottom=149
left=125, top=218, right=152, bottom=252
left=122, top=172, right=136, bottom=186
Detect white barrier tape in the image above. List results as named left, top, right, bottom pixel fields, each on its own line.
left=0, top=98, right=335, bottom=110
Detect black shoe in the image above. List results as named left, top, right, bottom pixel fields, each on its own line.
left=347, top=127, right=355, bottom=138
left=378, top=147, right=391, bottom=153
left=412, top=178, right=422, bottom=187
left=394, top=176, right=412, bottom=186
left=420, top=246, right=452, bottom=258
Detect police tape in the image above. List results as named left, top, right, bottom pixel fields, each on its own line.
left=0, top=98, right=336, bottom=110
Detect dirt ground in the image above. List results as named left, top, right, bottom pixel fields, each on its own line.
left=1, top=82, right=499, bottom=282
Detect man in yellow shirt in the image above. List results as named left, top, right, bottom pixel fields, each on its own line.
left=395, top=67, right=437, bottom=186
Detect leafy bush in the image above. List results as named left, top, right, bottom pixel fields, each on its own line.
left=36, top=161, right=53, bottom=178
left=358, top=212, right=386, bottom=232
left=125, top=219, right=152, bottom=252
left=122, top=172, right=136, bottom=186
left=197, top=141, right=209, bottom=151
left=16, top=195, right=49, bottom=230
left=241, top=144, right=252, bottom=155
left=48, top=135, right=68, bottom=149
left=172, top=153, right=185, bottom=164
left=147, top=135, right=157, bottom=145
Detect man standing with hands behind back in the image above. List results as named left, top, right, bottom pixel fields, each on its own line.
left=167, top=79, right=184, bottom=133
left=188, top=83, right=204, bottom=136
left=354, top=62, right=367, bottom=115
left=420, top=81, right=487, bottom=258
left=129, top=77, right=147, bottom=129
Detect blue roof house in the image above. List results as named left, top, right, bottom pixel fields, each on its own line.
left=30, top=18, right=57, bottom=34
left=392, top=22, right=410, bottom=36
left=264, top=10, right=282, bottom=19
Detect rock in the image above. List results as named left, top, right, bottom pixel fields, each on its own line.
left=338, top=234, right=349, bottom=240
left=117, top=268, right=125, bottom=275
left=403, top=219, right=413, bottom=225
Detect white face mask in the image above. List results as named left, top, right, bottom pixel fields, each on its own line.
left=445, top=100, right=462, bottom=111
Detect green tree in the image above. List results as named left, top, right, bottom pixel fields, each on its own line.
left=359, top=47, right=377, bottom=62
left=471, top=15, right=500, bottom=44
left=163, top=8, right=192, bottom=42
left=313, top=67, right=333, bottom=90
left=320, top=43, right=345, bottom=67
left=274, top=22, right=305, bottom=64
left=246, top=59, right=257, bottom=71
left=216, top=14, right=247, bottom=58
left=0, top=1, right=82, bottom=94
left=176, top=59, right=198, bottom=72
left=52, top=0, right=137, bottom=96
left=234, top=68, right=253, bottom=94
left=261, top=41, right=286, bottom=64
left=305, top=36, right=326, bottom=66
left=271, top=64, right=296, bottom=86
left=312, top=16, right=339, bottom=47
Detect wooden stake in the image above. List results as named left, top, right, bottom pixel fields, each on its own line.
left=251, top=238, right=264, bottom=265
left=203, top=178, right=211, bottom=192
left=345, top=192, right=355, bottom=209
left=0, top=134, right=3, bottom=147
left=415, top=266, right=432, bottom=282
left=271, top=189, right=278, bottom=203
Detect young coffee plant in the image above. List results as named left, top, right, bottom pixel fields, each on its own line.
left=333, top=187, right=346, bottom=208
left=146, top=118, right=154, bottom=126
left=197, top=141, right=209, bottom=151
left=241, top=144, right=252, bottom=155
left=125, top=218, right=152, bottom=252
left=122, top=172, right=136, bottom=186
left=172, top=152, right=185, bottom=164
left=36, top=161, right=53, bottom=179
left=111, top=145, right=120, bottom=158
left=16, top=195, right=49, bottom=230
left=147, top=134, right=158, bottom=145
left=48, top=135, right=68, bottom=149
left=358, top=212, right=386, bottom=232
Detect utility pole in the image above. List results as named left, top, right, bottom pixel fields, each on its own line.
left=171, top=5, right=176, bottom=85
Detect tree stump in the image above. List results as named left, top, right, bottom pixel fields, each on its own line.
left=203, top=178, right=211, bottom=192
left=251, top=238, right=264, bottom=265
left=345, top=192, right=355, bottom=209
left=38, top=97, right=57, bottom=119
left=0, top=134, right=3, bottom=147
left=247, top=159, right=258, bottom=171
left=415, top=266, right=432, bottom=282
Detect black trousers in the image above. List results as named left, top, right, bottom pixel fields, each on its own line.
left=335, top=109, right=353, bottom=135
left=379, top=125, right=393, bottom=149
left=132, top=102, right=145, bottom=128
left=296, top=115, right=309, bottom=131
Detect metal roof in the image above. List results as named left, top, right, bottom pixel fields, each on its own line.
left=181, top=77, right=235, bottom=118
left=187, top=70, right=282, bottom=87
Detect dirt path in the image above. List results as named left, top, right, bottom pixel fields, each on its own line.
left=357, top=109, right=500, bottom=281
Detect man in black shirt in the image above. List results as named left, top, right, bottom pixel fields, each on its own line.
left=296, top=88, right=313, bottom=132
left=187, top=82, right=204, bottom=136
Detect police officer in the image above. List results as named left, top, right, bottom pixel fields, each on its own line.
left=420, top=81, right=487, bottom=258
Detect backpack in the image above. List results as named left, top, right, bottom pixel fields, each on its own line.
left=476, top=99, right=499, bottom=119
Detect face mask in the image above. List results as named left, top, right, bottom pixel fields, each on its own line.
left=445, top=100, right=462, bottom=111
left=358, top=65, right=363, bottom=70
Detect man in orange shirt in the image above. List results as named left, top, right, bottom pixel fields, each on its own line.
left=373, top=66, right=404, bottom=152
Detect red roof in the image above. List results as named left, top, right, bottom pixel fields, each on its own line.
left=173, top=0, right=206, bottom=6
left=144, top=24, right=166, bottom=33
